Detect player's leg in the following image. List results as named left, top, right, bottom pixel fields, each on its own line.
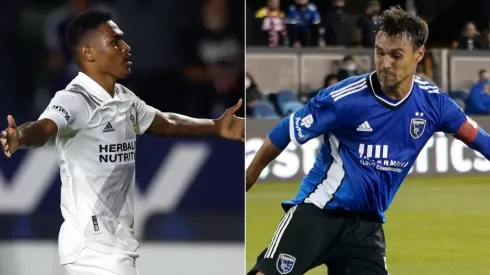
left=63, top=247, right=139, bottom=275
left=247, top=203, right=345, bottom=275
left=326, top=217, right=389, bottom=275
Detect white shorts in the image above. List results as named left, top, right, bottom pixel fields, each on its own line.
left=63, top=247, right=139, bottom=275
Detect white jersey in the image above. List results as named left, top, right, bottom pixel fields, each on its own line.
left=39, top=72, right=156, bottom=265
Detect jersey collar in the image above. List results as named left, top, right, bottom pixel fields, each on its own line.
left=74, top=72, right=117, bottom=102
left=366, top=71, right=414, bottom=110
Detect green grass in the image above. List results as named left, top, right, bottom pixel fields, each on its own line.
left=246, top=176, right=490, bottom=274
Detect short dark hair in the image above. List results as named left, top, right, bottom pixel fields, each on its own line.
left=479, top=69, right=487, bottom=75
left=375, top=7, right=428, bottom=48
left=65, top=10, right=112, bottom=56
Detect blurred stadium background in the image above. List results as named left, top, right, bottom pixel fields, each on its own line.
left=246, top=0, right=490, bottom=274
left=0, top=0, right=244, bottom=274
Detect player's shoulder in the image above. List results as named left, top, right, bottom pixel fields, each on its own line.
left=316, top=73, right=369, bottom=103
left=115, top=83, right=141, bottom=101
left=413, top=76, right=442, bottom=95
left=288, top=4, right=298, bottom=11
left=57, top=82, right=102, bottom=110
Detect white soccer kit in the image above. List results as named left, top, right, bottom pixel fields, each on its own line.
left=39, top=72, right=156, bottom=273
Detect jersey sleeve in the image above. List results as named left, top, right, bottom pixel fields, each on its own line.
left=438, top=92, right=467, bottom=134
left=287, top=88, right=341, bottom=145
left=38, top=91, right=90, bottom=133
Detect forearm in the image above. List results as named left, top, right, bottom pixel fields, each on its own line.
left=246, top=117, right=290, bottom=191
left=246, top=137, right=284, bottom=190
left=149, top=111, right=218, bottom=137
left=18, top=121, right=54, bottom=149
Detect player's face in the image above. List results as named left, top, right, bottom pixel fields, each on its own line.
left=92, top=21, right=132, bottom=79
left=374, top=31, right=424, bottom=90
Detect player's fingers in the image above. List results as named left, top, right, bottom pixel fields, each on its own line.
left=228, top=98, right=243, bottom=114
left=0, top=131, right=6, bottom=138
left=7, top=115, right=17, bottom=128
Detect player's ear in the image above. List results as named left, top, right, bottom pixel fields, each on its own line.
left=415, top=45, right=425, bottom=63
left=80, top=45, right=95, bottom=62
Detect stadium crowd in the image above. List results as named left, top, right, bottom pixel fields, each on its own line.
left=246, top=0, right=490, bottom=117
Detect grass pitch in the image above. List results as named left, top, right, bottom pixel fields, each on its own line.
left=246, top=176, right=490, bottom=274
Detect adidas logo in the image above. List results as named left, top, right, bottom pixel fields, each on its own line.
left=356, top=121, right=372, bottom=132
left=103, top=122, right=115, bottom=133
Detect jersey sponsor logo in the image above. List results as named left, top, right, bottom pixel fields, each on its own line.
left=410, top=112, right=426, bottom=139
left=300, top=114, right=313, bottom=128
left=99, top=141, right=136, bottom=163
left=276, top=253, right=296, bottom=274
left=50, top=105, right=71, bottom=121
left=359, top=143, right=410, bottom=173
left=294, top=114, right=313, bottom=139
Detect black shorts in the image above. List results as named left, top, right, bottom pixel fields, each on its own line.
left=248, top=203, right=388, bottom=275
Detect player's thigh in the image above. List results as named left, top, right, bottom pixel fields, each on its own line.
left=249, top=203, right=343, bottom=275
left=328, top=222, right=388, bottom=275
left=63, top=247, right=139, bottom=275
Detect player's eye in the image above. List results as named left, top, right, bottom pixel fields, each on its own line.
left=376, top=50, right=385, bottom=56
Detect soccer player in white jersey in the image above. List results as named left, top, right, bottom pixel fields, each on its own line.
left=0, top=10, right=244, bottom=275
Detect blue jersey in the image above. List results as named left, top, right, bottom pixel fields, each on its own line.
left=270, top=72, right=468, bottom=222
left=285, top=4, right=321, bottom=32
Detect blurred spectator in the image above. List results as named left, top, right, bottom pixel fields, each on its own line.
left=43, top=0, right=117, bottom=92
left=337, top=56, right=361, bottom=81
left=324, top=73, right=339, bottom=87
left=286, top=0, right=323, bottom=48
left=182, top=0, right=244, bottom=118
left=254, top=0, right=289, bottom=47
left=465, top=70, right=490, bottom=115
left=321, top=0, right=349, bottom=47
left=356, top=0, right=380, bottom=48
left=452, top=22, right=484, bottom=50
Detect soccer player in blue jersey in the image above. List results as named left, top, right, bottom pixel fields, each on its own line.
left=246, top=7, right=489, bottom=275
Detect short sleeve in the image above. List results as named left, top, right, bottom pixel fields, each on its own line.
left=286, top=6, right=298, bottom=24
left=310, top=4, right=321, bottom=25
left=289, top=88, right=341, bottom=145
left=38, top=91, right=90, bottom=133
left=438, top=92, right=467, bottom=134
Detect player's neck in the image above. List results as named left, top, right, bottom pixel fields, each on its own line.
left=82, top=71, right=117, bottom=97
left=381, top=76, right=414, bottom=101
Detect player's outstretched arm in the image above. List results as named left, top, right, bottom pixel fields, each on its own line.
left=1, top=115, right=58, bottom=158
left=147, top=99, right=244, bottom=142
left=246, top=137, right=283, bottom=191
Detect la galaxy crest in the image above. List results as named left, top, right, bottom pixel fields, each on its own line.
left=128, top=105, right=138, bottom=133
left=410, top=112, right=426, bottom=139
left=276, top=253, right=296, bottom=274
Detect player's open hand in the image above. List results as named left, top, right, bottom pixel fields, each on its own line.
left=1, top=115, right=19, bottom=158
left=216, top=99, right=245, bottom=142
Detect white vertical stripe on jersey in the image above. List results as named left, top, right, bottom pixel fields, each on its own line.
left=304, top=134, right=345, bottom=209
left=264, top=205, right=298, bottom=258
left=358, top=143, right=365, bottom=157
left=289, top=113, right=300, bottom=146
left=383, top=145, right=388, bottom=158
left=366, top=145, right=373, bottom=158
left=375, top=145, right=381, bottom=158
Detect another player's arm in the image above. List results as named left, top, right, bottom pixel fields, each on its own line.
left=246, top=88, right=342, bottom=191
left=146, top=99, right=244, bottom=141
left=1, top=116, right=58, bottom=157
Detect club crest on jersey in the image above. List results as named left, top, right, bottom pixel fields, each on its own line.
left=410, top=112, right=426, bottom=139
left=128, top=106, right=138, bottom=133
left=276, top=254, right=296, bottom=274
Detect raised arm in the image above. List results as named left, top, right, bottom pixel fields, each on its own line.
left=1, top=116, right=58, bottom=157
left=146, top=99, right=244, bottom=141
